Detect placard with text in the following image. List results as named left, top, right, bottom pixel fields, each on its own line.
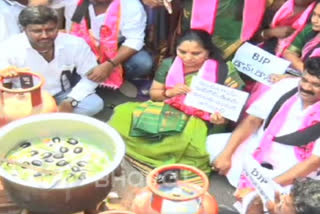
left=232, top=42, right=291, bottom=85
left=243, top=157, right=279, bottom=203
left=184, top=77, right=249, bottom=122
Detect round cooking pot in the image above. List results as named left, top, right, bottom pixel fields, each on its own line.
left=0, top=113, right=125, bottom=214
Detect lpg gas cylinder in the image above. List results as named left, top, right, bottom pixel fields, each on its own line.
left=0, top=67, right=57, bottom=126
left=132, top=164, right=219, bottom=214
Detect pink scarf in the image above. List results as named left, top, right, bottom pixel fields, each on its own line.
left=302, top=35, right=320, bottom=60
left=164, top=57, right=219, bottom=121
left=241, top=0, right=267, bottom=41
left=310, top=47, right=320, bottom=57
left=271, top=0, right=295, bottom=27
left=239, top=93, right=320, bottom=189
left=272, top=0, right=316, bottom=56
left=190, top=0, right=219, bottom=34
left=70, top=0, right=123, bottom=89
left=190, top=0, right=266, bottom=41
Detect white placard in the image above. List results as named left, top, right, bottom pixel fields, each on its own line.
left=242, top=157, right=283, bottom=204
left=184, top=77, right=249, bottom=122
left=232, top=42, right=291, bottom=85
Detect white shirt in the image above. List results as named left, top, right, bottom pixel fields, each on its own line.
left=0, top=32, right=99, bottom=101
left=247, top=78, right=320, bottom=177
left=53, top=0, right=146, bottom=51
left=0, top=0, right=25, bottom=42
left=0, top=0, right=69, bottom=42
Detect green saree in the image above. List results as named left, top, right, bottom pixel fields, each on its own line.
left=108, top=59, right=244, bottom=174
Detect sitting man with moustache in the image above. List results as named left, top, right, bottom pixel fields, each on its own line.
left=207, top=57, right=320, bottom=202
left=0, top=6, right=104, bottom=116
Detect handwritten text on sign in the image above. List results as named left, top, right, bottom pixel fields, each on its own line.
left=232, top=42, right=291, bottom=86
left=184, top=77, right=249, bottom=122
left=243, top=157, right=284, bottom=204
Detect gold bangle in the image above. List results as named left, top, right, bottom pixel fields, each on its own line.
left=162, top=89, right=170, bottom=98
left=107, top=59, right=117, bottom=68
left=261, top=30, right=266, bottom=39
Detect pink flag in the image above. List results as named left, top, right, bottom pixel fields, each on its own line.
left=241, top=0, right=267, bottom=41
left=190, top=0, right=219, bottom=34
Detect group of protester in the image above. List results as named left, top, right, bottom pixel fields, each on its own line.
left=1, top=0, right=320, bottom=213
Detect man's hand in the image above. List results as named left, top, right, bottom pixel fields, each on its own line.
left=246, top=196, right=264, bottom=214
left=269, top=73, right=293, bottom=83
left=58, top=100, right=74, bottom=113
left=165, top=83, right=190, bottom=97
left=265, top=192, right=281, bottom=214
left=210, top=112, right=228, bottom=125
left=270, top=26, right=295, bottom=39
left=212, top=152, right=232, bottom=175
left=87, top=63, right=113, bottom=83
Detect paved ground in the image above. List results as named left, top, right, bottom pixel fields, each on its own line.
left=95, top=86, right=239, bottom=213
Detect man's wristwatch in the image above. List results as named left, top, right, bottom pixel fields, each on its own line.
left=65, top=97, right=79, bottom=108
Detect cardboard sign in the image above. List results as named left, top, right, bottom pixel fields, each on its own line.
left=184, top=77, right=249, bottom=122
left=232, top=42, right=291, bottom=85
left=242, top=157, right=283, bottom=203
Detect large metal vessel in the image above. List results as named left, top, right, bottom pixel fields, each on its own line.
left=0, top=113, right=125, bottom=214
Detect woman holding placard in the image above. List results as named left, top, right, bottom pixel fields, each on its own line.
left=108, top=30, right=244, bottom=174
left=283, top=0, right=320, bottom=74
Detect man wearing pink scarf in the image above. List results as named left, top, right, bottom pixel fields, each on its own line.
left=207, top=57, right=320, bottom=199
left=51, top=0, right=152, bottom=91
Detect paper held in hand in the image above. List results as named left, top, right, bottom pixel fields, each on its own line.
left=242, top=157, right=283, bottom=204
left=239, top=157, right=285, bottom=214
left=232, top=42, right=291, bottom=86
left=184, top=76, right=249, bottom=122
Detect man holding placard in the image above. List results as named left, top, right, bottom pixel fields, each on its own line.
left=245, top=178, right=320, bottom=214
left=207, top=57, right=320, bottom=203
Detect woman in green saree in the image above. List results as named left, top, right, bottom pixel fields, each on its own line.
left=108, top=30, right=244, bottom=174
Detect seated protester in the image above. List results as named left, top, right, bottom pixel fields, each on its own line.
left=254, top=0, right=315, bottom=56
left=53, top=0, right=153, bottom=96
left=283, top=0, right=320, bottom=74
left=0, top=6, right=103, bottom=116
left=0, top=0, right=62, bottom=42
left=246, top=178, right=320, bottom=214
left=108, top=30, right=244, bottom=174
left=242, top=0, right=316, bottom=115
left=207, top=57, right=320, bottom=199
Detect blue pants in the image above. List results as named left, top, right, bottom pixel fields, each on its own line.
left=54, top=90, right=104, bottom=116
left=123, top=49, right=153, bottom=80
